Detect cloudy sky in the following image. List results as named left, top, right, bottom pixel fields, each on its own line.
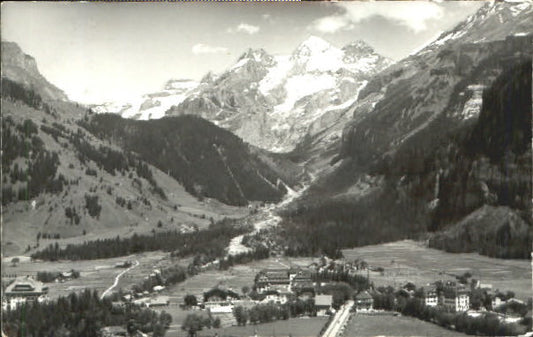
left=2, top=1, right=483, bottom=104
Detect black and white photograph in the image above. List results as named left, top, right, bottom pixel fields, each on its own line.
left=1, top=1, right=532, bottom=336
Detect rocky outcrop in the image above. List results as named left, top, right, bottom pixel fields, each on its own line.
left=96, top=36, right=391, bottom=153
left=1, top=41, right=68, bottom=101
left=280, top=2, right=532, bottom=259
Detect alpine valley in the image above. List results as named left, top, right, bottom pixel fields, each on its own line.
left=3, top=0, right=532, bottom=260
left=1, top=2, right=532, bottom=336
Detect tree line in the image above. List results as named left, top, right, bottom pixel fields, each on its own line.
left=372, top=284, right=531, bottom=336
left=32, top=220, right=252, bottom=261
left=2, top=289, right=171, bottom=337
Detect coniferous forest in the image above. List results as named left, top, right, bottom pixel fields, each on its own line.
left=1, top=289, right=172, bottom=337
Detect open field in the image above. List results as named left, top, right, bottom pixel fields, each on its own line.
left=1, top=251, right=179, bottom=299
left=342, top=240, right=532, bottom=300
left=151, top=257, right=314, bottom=328
left=344, top=314, right=469, bottom=337
left=161, top=256, right=313, bottom=300
left=163, top=317, right=328, bottom=337
left=203, top=317, right=329, bottom=337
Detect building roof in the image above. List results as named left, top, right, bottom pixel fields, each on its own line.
left=315, top=294, right=333, bottom=307
left=5, top=276, right=47, bottom=296
left=355, top=291, right=373, bottom=301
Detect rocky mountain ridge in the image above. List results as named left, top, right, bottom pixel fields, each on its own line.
left=1, top=41, right=68, bottom=102
left=275, top=1, right=532, bottom=259
left=95, top=36, right=392, bottom=153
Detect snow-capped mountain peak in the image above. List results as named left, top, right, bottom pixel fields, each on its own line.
left=342, top=40, right=376, bottom=56
left=291, top=36, right=344, bottom=73
left=425, top=0, right=532, bottom=50
left=294, top=35, right=334, bottom=55
left=238, top=48, right=273, bottom=63
left=94, top=36, right=392, bottom=152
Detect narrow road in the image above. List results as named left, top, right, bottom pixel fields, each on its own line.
left=100, top=260, right=139, bottom=299
left=322, top=300, right=354, bottom=337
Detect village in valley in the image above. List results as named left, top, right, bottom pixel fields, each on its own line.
left=3, top=252, right=531, bottom=337
left=2, top=1, right=533, bottom=337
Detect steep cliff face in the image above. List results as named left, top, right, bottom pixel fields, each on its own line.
left=171, top=37, right=391, bottom=153
left=278, top=1, right=532, bottom=259
left=429, top=57, right=532, bottom=231
left=1, top=41, right=68, bottom=101
left=340, top=36, right=532, bottom=167
left=279, top=56, right=532, bottom=259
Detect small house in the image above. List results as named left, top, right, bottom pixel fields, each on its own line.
left=315, top=294, right=333, bottom=316
left=354, top=291, right=374, bottom=311
left=149, top=296, right=169, bottom=307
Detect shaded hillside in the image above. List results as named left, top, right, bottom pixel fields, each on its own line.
left=80, top=114, right=301, bottom=206
left=278, top=46, right=531, bottom=258
left=429, top=206, right=531, bottom=259
left=430, top=57, right=532, bottom=229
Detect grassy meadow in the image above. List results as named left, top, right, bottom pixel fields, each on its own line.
left=342, top=240, right=532, bottom=300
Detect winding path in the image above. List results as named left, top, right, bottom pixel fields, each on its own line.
left=100, top=260, right=139, bottom=299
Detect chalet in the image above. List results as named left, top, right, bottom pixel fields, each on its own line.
left=315, top=294, right=333, bottom=316
left=423, top=287, right=438, bottom=307
left=4, top=276, right=48, bottom=301
left=255, top=269, right=290, bottom=293
left=261, top=291, right=291, bottom=305
left=148, top=296, right=169, bottom=307
left=354, top=291, right=374, bottom=311
left=290, top=269, right=314, bottom=293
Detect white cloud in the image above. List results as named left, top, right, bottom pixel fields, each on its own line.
left=312, top=16, right=353, bottom=34
left=310, top=2, right=444, bottom=34
left=228, top=23, right=260, bottom=35
left=191, top=43, right=228, bottom=55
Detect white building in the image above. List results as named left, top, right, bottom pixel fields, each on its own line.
left=444, top=290, right=469, bottom=312
left=424, top=288, right=438, bottom=307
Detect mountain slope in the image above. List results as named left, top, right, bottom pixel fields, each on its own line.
left=1, top=41, right=68, bottom=101
left=0, top=43, right=253, bottom=256
left=80, top=114, right=303, bottom=206
left=172, top=37, right=391, bottom=153
left=276, top=2, right=532, bottom=259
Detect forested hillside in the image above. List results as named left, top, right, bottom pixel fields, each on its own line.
left=278, top=49, right=532, bottom=259
left=80, top=114, right=302, bottom=206
left=1, top=74, right=248, bottom=256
